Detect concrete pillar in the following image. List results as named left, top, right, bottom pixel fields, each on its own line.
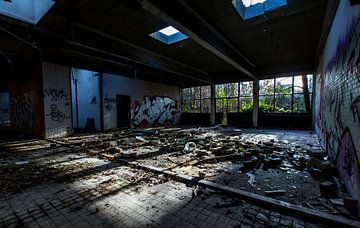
left=8, top=61, right=74, bottom=138
left=8, top=61, right=46, bottom=137
left=253, top=79, right=259, bottom=128
left=210, top=79, right=216, bottom=125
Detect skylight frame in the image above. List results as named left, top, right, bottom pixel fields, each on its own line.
left=0, top=0, right=55, bottom=25
left=149, top=26, right=188, bottom=45
left=232, top=0, right=287, bottom=20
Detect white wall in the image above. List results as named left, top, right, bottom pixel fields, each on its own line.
left=102, top=74, right=181, bottom=130
left=71, top=68, right=101, bottom=131
left=43, top=62, right=72, bottom=138
left=0, top=92, right=10, bottom=125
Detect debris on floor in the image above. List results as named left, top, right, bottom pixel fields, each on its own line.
left=1, top=126, right=359, bottom=223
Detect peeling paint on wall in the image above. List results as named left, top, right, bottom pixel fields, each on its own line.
left=131, top=96, right=179, bottom=127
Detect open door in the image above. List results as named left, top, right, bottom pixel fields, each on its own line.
left=116, top=95, right=131, bottom=128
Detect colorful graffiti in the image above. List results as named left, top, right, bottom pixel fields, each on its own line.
left=336, top=129, right=360, bottom=200
left=315, top=13, right=360, bottom=204
left=10, top=92, right=34, bottom=129
left=131, top=96, right=179, bottom=127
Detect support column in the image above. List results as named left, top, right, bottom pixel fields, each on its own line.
left=99, top=72, right=104, bottom=132
left=210, top=79, right=216, bottom=125
left=253, top=79, right=259, bottom=128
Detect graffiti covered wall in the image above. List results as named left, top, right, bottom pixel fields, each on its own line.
left=132, top=96, right=179, bottom=127
left=8, top=62, right=45, bottom=136
left=43, top=62, right=72, bottom=138
left=102, top=74, right=181, bottom=129
left=315, top=0, right=360, bottom=205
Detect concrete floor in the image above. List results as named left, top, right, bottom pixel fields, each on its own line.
left=0, top=126, right=358, bottom=227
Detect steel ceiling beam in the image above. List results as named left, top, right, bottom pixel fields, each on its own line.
left=137, top=0, right=257, bottom=80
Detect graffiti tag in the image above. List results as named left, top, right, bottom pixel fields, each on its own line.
left=10, top=93, right=34, bottom=129
left=44, top=88, right=70, bottom=102
left=46, top=104, right=70, bottom=123
left=104, top=94, right=117, bottom=112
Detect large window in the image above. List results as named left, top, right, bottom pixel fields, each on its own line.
left=259, top=75, right=313, bottom=113
left=182, top=75, right=312, bottom=114
left=182, top=86, right=210, bottom=113
left=183, top=81, right=253, bottom=113
left=239, top=81, right=253, bottom=112
left=216, top=83, right=238, bottom=113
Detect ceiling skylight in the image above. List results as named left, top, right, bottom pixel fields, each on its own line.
left=233, top=0, right=287, bottom=20
left=149, top=26, right=188, bottom=45
left=242, top=0, right=266, bottom=7
left=0, top=0, right=55, bottom=25
left=159, top=26, right=179, bottom=36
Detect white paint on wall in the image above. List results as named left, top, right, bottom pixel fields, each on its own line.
left=43, top=62, right=72, bottom=138
left=102, top=74, right=181, bottom=130
left=71, top=68, right=101, bottom=131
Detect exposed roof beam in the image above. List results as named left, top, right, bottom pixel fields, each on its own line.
left=74, top=23, right=209, bottom=81
left=137, top=0, right=257, bottom=79
left=0, top=15, right=210, bottom=84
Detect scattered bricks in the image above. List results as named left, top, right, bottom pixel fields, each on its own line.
left=319, top=181, right=337, bottom=198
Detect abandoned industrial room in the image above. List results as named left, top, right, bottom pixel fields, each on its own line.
left=0, top=0, right=359, bottom=227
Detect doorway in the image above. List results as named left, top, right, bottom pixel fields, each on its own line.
left=116, top=95, right=131, bottom=128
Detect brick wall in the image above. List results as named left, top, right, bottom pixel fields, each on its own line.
left=315, top=0, right=360, bottom=205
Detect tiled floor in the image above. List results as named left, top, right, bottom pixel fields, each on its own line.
left=0, top=127, right=355, bottom=227
left=0, top=150, right=324, bottom=228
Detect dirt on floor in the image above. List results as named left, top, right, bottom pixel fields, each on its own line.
left=0, top=125, right=359, bottom=220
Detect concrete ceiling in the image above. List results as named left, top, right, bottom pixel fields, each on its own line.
left=0, top=0, right=327, bottom=87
